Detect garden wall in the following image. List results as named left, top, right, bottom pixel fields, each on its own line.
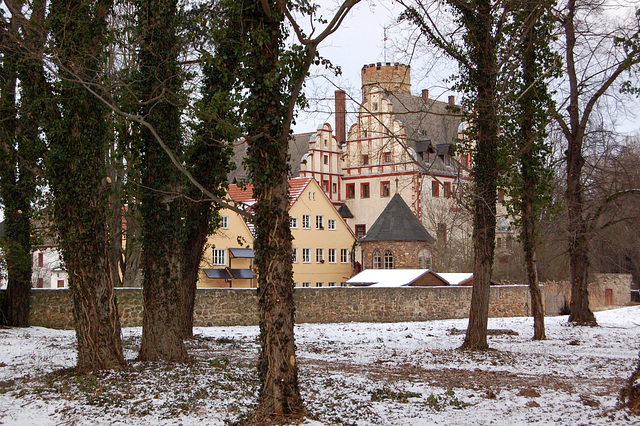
left=543, top=273, right=631, bottom=316
left=28, top=285, right=532, bottom=330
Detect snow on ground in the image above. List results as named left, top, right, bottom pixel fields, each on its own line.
left=1, top=306, right=640, bottom=425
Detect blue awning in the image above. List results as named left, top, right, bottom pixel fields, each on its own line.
left=229, top=248, right=255, bottom=258
left=229, top=269, right=255, bottom=279
left=203, top=269, right=232, bottom=279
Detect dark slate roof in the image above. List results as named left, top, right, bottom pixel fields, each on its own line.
left=387, top=92, right=462, bottom=148
left=337, top=203, right=354, bottom=219
left=360, top=193, right=435, bottom=243
left=386, top=92, right=463, bottom=177
left=227, top=132, right=314, bottom=183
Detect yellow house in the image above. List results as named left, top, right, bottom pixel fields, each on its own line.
left=198, top=177, right=356, bottom=288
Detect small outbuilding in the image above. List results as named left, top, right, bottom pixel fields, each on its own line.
left=346, top=269, right=449, bottom=287
left=359, top=193, right=435, bottom=270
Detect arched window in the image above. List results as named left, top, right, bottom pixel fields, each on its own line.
left=418, top=249, right=432, bottom=269
left=384, top=250, right=394, bottom=269
left=372, top=249, right=382, bottom=269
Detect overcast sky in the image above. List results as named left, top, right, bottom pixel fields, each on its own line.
left=292, top=1, right=460, bottom=134
left=292, top=0, right=640, bottom=137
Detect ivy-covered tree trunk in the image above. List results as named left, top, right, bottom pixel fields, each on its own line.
left=512, top=0, right=558, bottom=340
left=460, top=0, right=499, bottom=351
left=242, top=0, right=303, bottom=420
left=179, top=26, right=238, bottom=337
left=137, top=0, right=187, bottom=362
left=0, top=0, right=48, bottom=327
left=48, top=0, right=124, bottom=370
left=522, top=186, right=546, bottom=340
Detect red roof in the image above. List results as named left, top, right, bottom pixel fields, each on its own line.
left=227, top=177, right=312, bottom=210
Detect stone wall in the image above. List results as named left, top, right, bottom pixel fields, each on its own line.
left=542, top=273, right=631, bottom=316
left=27, top=285, right=532, bottom=330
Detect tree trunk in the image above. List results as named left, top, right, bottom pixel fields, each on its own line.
left=137, top=0, right=187, bottom=362
left=180, top=202, right=211, bottom=338
left=47, top=0, right=125, bottom=371
left=242, top=0, right=304, bottom=419
left=254, top=177, right=302, bottom=420
left=518, top=4, right=549, bottom=340
left=461, top=0, right=499, bottom=351
left=561, top=0, right=596, bottom=326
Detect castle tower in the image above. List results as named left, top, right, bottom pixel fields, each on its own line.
left=361, top=63, right=411, bottom=98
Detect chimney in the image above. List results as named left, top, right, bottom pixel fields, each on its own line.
left=448, top=95, right=455, bottom=106
left=335, top=90, right=346, bottom=145
left=422, top=89, right=429, bottom=103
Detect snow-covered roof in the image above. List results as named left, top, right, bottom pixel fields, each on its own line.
left=438, top=273, right=473, bottom=286
left=346, top=269, right=431, bottom=287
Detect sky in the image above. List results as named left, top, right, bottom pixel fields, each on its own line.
left=291, top=0, right=460, bottom=134
left=292, top=0, right=640, bottom=137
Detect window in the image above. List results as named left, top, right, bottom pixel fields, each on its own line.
left=346, top=184, right=355, bottom=199
left=362, top=154, right=369, bottom=165
left=303, top=282, right=311, bottom=288
left=323, top=180, right=329, bottom=192
left=37, top=278, right=43, bottom=288
left=361, top=183, right=370, bottom=198
left=316, top=248, right=324, bottom=263
left=496, top=237, right=503, bottom=249
left=332, top=183, right=337, bottom=194
left=418, top=249, right=432, bottom=269
left=383, top=152, right=392, bottom=163
left=302, top=215, right=310, bottom=229
left=341, top=249, right=349, bottom=263
left=328, top=282, right=336, bottom=287
left=316, top=215, right=324, bottom=229
left=221, top=216, right=229, bottom=229
left=355, top=224, right=366, bottom=239
left=341, top=282, right=347, bottom=287
left=316, top=282, right=323, bottom=287
left=324, top=155, right=329, bottom=165
left=213, top=249, right=226, bottom=266
left=292, top=248, right=298, bottom=263
left=384, top=250, right=394, bottom=269
left=328, top=219, right=336, bottom=230
left=432, top=181, right=439, bottom=197
left=57, top=280, right=65, bottom=288
left=373, top=250, right=382, bottom=269
left=444, top=182, right=452, bottom=198
left=290, top=217, right=298, bottom=229
left=373, top=102, right=378, bottom=111
left=380, top=181, right=390, bottom=197
left=308, top=191, right=316, bottom=201
left=328, top=249, right=336, bottom=263
left=38, top=253, right=43, bottom=268
left=302, top=248, right=310, bottom=263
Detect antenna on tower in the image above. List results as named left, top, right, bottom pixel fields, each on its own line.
left=383, top=26, right=388, bottom=62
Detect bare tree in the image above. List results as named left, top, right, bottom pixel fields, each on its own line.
left=555, top=0, right=640, bottom=324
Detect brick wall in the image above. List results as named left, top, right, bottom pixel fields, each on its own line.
left=27, top=285, right=531, bottom=330
left=361, top=63, right=411, bottom=95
